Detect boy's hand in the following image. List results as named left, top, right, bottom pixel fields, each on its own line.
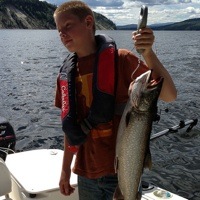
left=59, top=170, right=75, bottom=196
left=132, top=27, right=155, bottom=55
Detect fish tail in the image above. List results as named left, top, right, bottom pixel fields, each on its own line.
left=144, top=148, right=152, bottom=169
left=113, top=185, right=124, bottom=200
left=114, top=157, right=118, bottom=173
left=137, top=191, right=142, bottom=200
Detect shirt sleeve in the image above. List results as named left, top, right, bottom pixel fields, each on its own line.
left=118, top=49, right=148, bottom=83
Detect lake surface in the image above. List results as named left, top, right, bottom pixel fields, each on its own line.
left=0, top=30, right=200, bottom=199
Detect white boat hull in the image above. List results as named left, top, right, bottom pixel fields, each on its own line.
left=0, top=149, right=187, bottom=200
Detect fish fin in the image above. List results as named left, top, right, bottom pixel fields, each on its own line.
left=125, top=111, right=131, bottom=126
left=114, top=157, right=118, bottom=173
left=113, top=185, right=124, bottom=200
left=144, top=148, right=152, bottom=169
left=136, top=191, right=142, bottom=200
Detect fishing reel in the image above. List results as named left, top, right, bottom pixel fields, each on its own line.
left=153, top=107, right=169, bottom=122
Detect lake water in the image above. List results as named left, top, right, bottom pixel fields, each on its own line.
left=0, top=30, right=200, bottom=199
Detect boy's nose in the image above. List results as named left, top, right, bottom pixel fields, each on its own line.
left=59, top=32, right=67, bottom=38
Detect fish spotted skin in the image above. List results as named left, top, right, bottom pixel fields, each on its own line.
left=114, top=70, right=163, bottom=200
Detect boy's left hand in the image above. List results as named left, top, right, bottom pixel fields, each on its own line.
left=132, top=27, right=155, bottom=55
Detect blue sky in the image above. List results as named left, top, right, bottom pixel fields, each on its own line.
left=41, top=0, right=200, bottom=25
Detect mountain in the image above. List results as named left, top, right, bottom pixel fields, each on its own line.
left=117, top=18, right=200, bottom=30
left=117, top=24, right=137, bottom=30
left=116, top=23, right=175, bottom=30
left=149, top=22, right=175, bottom=28
left=153, top=18, right=200, bottom=30
left=1, top=0, right=199, bottom=30
left=0, top=0, right=116, bottom=30
left=95, top=12, right=116, bottom=30
left=0, top=0, right=56, bottom=29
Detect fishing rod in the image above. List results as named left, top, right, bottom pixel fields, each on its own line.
left=136, top=5, right=148, bottom=54
left=150, top=118, right=198, bottom=141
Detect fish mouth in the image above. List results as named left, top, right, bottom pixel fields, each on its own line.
left=148, top=77, right=163, bottom=89
left=147, top=70, right=164, bottom=89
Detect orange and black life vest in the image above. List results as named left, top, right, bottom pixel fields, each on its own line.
left=59, top=34, right=117, bottom=146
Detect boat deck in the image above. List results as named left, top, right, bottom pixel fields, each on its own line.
left=0, top=149, right=187, bottom=200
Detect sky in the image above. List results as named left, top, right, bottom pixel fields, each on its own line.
left=41, top=0, right=200, bottom=25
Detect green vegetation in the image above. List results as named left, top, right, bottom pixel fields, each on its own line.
left=0, top=0, right=116, bottom=29
left=117, top=18, right=200, bottom=31
left=94, top=12, right=116, bottom=30
left=2, top=0, right=198, bottom=30
left=0, top=0, right=56, bottom=29
left=155, top=18, right=200, bottom=30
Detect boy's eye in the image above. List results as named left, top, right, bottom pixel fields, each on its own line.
left=58, top=22, right=73, bottom=34
left=65, top=23, right=72, bottom=29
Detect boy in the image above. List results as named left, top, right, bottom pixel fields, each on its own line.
left=53, top=1, right=177, bottom=200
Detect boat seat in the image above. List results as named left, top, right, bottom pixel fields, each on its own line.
left=0, top=157, right=12, bottom=199
left=0, top=197, right=12, bottom=200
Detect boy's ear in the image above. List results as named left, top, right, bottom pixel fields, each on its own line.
left=85, top=15, right=94, bottom=28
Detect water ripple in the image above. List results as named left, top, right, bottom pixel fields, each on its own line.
left=0, top=30, right=199, bottom=200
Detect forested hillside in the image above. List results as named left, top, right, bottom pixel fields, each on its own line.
left=0, top=0, right=116, bottom=29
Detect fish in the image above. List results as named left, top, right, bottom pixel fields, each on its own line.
left=113, top=70, right=163, bottom=200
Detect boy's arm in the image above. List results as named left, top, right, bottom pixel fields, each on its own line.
left=133, top=28, right=177, bottom=102
left=142, top=48, right=177, bottom=102
left=59, top=135, right=75, bottom=196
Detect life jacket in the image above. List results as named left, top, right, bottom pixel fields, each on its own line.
left=59, top=34, right=117, bottom=146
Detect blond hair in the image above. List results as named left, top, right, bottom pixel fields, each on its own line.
left=54, top=0, right=96, bottom=32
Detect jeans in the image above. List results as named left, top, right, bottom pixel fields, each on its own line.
left=78, top=175, right=118, bottom=200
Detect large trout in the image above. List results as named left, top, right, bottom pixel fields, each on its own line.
left=114, top=70, right=163, bottom=200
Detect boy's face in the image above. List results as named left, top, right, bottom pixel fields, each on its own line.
left=55, top=12, right=94, bottom=54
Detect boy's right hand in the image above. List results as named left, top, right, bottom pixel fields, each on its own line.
left=59, top=170, right=75, bottom=196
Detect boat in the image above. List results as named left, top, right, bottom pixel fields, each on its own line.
left=0, top=148, right=78, bottom=200
left=1, top=117, right=197, bottom=200
left=0, top=148, right=188, bottom=200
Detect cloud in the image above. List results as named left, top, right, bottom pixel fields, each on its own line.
left=83, top=0, right=124, bottom=7
left=43, top=0, right=124, bottom=7
left=184, top=6, right=200, bottom=19
left=125, top=0, right=193, bottom=6
left=42, top=0, right=200, bottom=25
